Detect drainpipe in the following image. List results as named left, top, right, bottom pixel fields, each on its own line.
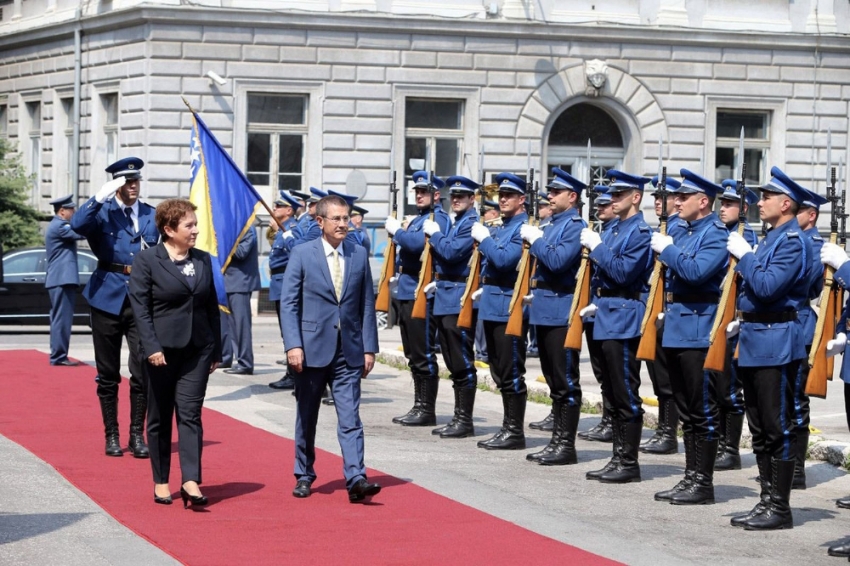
left=72, top=4, right=82, bottom=203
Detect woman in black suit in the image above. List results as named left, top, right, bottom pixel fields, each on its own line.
left=129, top=199, right=221, bottom=508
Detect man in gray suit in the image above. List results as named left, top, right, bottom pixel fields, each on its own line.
left=221, top=227, right=261, bottom=375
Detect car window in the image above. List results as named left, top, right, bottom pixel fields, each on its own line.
left=78, top=253, right=98, bottom=274
left=3, top=251, right=43, bottom=275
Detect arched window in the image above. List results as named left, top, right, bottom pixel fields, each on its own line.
left=546, top=103, right=625, bottom=187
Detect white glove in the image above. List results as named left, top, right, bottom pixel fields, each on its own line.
left=579, top=304, right=597, bottom=318
left=522, top=293, right=533, bottom=305
left=580, top=228, right=602, bottom=252
left=423, top=220, right=441, bottom=237
left=821, top=242, right=849, bottom=270
left=282, top=230, right=293, bottom=240
left=95, top=177, right=125, bottom=203
left=655, top=312, right=665, bottom=329
left=385, top=216, right=402, bottom=236
left=520, top=225, right=544, bottom=245
left=651, top=233, right=674, bottom=255
left=727, top=232, right=753, bottom=259
left=726, top=320, right=740, bottom=338
left=827, top=333, right=848, bottom=357
left=471, top=288, right=483, bottom=302
left=423, top=281, right=437, bottom=297
left=389, top=275, right=399, bottom=289
left=471, top=223, right=491, bottom=244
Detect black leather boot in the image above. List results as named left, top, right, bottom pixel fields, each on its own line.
left=670, top=438, right=718, bottom=505
left=99, top=396, right=123, bottom=457
left=441, top=387, right=475, bottom=439
left=400, top=377, right=438, bottom=426
left=731, top=454, right=771, bottom=527
left=128, top=392, right=150, bottom=459
left=478, top=393, right=509, bottom=449
left=538, top=403, right=580, bottom=466
left=527, top=401, right=560, bottom=462
left=715, top=412, right=744, bottom=471
left=582, top=408, right=614, bottom=443
left=741, top=458, right=795, bottom=530
left=655, top=433, right=696, bottom=501
left=480, top=392, right=526, bottom=450
left=642, top=397, right=678, bottom=455
left=639, top=398, right=665, bottom=452
left=433, top=387, right=460, bottom=435
left=827, top=539, right=850, bottom=557
left=792, top=429, right=808, bottom=490
left=598, top=420, right=642, bottom=483
left=529, top=410, right=554, bottom=432
left=393, top=375, right=423, bottom=424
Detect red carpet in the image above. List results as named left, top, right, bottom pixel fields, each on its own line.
left=0, top=350, right=618, bottom=565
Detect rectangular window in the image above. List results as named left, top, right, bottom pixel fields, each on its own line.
left=714, top=110, right=769, bottom=223
left=102, top=94, right=118, bottom=166
left=246, top=94, right=307, bottom=194
left=61, top=98, right=75, bottom=194
left=0, top=104, right=7, bottom=137
left=26, top=101, right=41, bottom=198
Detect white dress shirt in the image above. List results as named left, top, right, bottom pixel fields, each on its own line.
left=321, top=237, right=345, bottom=285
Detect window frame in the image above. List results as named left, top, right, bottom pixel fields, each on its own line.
left=245, top=94, right=309, bottom=194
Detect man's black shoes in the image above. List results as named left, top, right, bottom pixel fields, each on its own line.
left=348, top=479, right=381, bottom=503
left=269, top=375, right=296, bottom=389
left=292, top=479, right=312, bottom=498
left=224, top=366, right=253, bottom=375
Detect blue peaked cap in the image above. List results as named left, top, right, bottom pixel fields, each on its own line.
left=49, top=194, right=76, bottom=209
left=328, top=189, right=359, bottom=207
left=445, top=175, right=479, bottom=194
left=719, top=180, right=759, bottom=205
left=310, top=187, right=328, bottom=199
left=411, top=171, right=446, bottom=190
left=483, top=199, right=499, bottom=209
left=545, top=167, right=587, bottom=195
left=275, top=190, right=302, bottom=210
left=106, top=156, right=144, bottom=180
left=762, top=166, right=810, bottom=205
left=351, top=205, right=368, bottom=216
left=800, top=187, right=829, bottom=209
left=606, top=169, right=650, bottom=192
left=677, top=169, right=722, bottom=197
left=650, top=175, right=682, bottom=195
left=495, top=172, right=526, bottom=194
left=592, top=185, right=612, bottom=205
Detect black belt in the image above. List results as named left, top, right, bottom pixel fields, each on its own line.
left=738, top=310, right=797, bottom=323
left=532, top=280, right=576, bottom=294
left=596, top=289, right=641, bottom=300
left=398, top=266, right=420, bottom=278
left=482, top=276, right=516, bottom=288
left=666, top=293, right=720, bottom=304
left=98, top=261, right=132, bottom=275
left=270, top=266, right=286, bottom=275
left=435, top=273, right=467, bottom=283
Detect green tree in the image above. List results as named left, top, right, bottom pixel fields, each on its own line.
left=0, top=137, right=42, bottom=249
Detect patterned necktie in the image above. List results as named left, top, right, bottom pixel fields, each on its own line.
left=124, top=208, right=135, bottom=233
left=331, top=249, right=343, bottom=300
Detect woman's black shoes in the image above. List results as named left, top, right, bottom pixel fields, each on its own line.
left=154, top=490, right=173, bottom=505
left=181, top=487, right=208, bottom=509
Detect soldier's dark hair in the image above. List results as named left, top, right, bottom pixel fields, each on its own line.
left=316, top=195, right=349, bottom=218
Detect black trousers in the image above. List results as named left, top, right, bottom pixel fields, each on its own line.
left=395, top=298, right=439, bottom=381
left=791, top=345, right=811, bottom=432
left=739, top=361, right=800, bottom=460
left=537, top=324, right=581, bottom=407
left=665, top=347, right=720, bottom=440
left=645, top=324, right=674, bottom=399
left=584, top=322, right=614, bottom=413
left=145, top=343, right=213, bottom=485
left=436, top=312, right=478, bottom=389
left=717, top=337, right=746, bottom=415
left=598, top=338, right=643, bottom=423
left=90, top=299, right=144, bottom=400
left=482, top=319, right=527, bottom=395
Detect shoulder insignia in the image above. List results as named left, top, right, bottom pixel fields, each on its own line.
left=714, top=220, right=726, bottom=229
left=786, top=231, right=799, bottom=238
left=638, top=224, right=651, bottom=232
left=812, top=234, right=824, bottom=241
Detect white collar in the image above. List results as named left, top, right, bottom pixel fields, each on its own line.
left=321, top=238, right=342, bottom=256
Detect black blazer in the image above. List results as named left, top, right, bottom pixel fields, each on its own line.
left=128, top=243, right=222, bottom=362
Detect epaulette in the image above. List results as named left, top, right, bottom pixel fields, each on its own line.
left=638, top=223, right=651, bottom=232
left=569, top=215, right=584, bottom=222
left=786, top=231, right=800, bottom=238
left=811, top=234, right=824, bottom=241
left=713, top=220, right=727, bottom=229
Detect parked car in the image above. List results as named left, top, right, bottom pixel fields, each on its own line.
left=0, top=247, right=97, bottom=325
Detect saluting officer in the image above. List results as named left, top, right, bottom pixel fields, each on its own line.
left=578, top=187, right=617, bottom=443
left=650, top=170, right=728, bottom=505
left=521, top=168, right=586, bottom=465
left=268, top=191, right=302, bottom=390
left=470, top=173, right=530, bottom=450
left=725, top=166, right=813, bottom=530
left=579, top=170, right=653, bottom=483
left=422, top=176, right=480, bottom=438
left=641, top=175, right=684, bottom=456
left=714, top=181, right=759, bottom=472
left=70, top=157, right=159, bottom=458
left=384, top=172, right=451, bottom=426
left=45, top=195, right=86, bottom=367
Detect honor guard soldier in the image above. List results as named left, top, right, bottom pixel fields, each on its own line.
left=578, top=187, right=617, bottom=443
left=650, top=170, right=728, bottom=505
left=70, top=157, right=159, bottom=458
left=474, top=199, right=501, bottom=364
left=349, top=205, right=371, bottom=254
left=385, top=172, right=450, bottom=426
left=482, top=199, right=502, bottom=228
left=220, top=223, right=261, bottom=376
left=579, top=170, right=653, bottom=483
left=791, top=187, right=827, bottom=490
left=422, top=176, right=480, bottom=438
left=725, top=166, right=814, bottom=530
left=471, top=173, right=530, bottom=450
left=268, top=191, right=302, bottom=390
left=641, top=175, right=684, bottom=456
left=45, top=195, right=86, bottom=366
left=522, top=168, right=586, bottom=465
left=714, top=181, right=759, bottom=472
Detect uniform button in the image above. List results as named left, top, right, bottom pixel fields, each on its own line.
left=693, top=310, right=697, bottom=314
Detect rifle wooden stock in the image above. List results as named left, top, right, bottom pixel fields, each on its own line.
left=505, top=246, right=532, bottom=337
left=375, top=241, right=395, bottom=313
left=457, top=247, right=481, bottom=329
left=411, top=240, right=434, bottom=319
left=703, top=259, right=739, bottom=372
left=636, top=222, right=666, bottom=362
left=806, top=233, right=840, bottom=398
left=564, top=249, right=591, bottom=350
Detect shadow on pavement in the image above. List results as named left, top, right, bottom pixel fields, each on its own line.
left=0, top=512, right=91, bottom=544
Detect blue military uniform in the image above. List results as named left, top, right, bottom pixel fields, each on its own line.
left=220, top=227, right=261, bottom=375
left=474, top=199, right=501, bottom=363
left=729, top=166, right=813, bottom=531
left=283, top=188, right=323, bottom=251
left=348, top=205, right=371, bottom=254
left=45, top=195, right=86, bottom=366
left=69, top=156, right=159, bottom=458
left=390, top=172, right=450, bottom=427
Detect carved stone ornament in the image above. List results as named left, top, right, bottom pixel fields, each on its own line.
left=585, top=59, right=609, bottom=97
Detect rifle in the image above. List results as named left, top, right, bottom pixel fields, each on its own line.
left=458, top=149, right=486, bottom=329
left=412, top=168, right=436, bottom=319
left=375, top=170, right=397, bottom=313
left=636, top=163, right=668, bottom=362
left=806, top=162, right=840, bottom=398
left=506, top=169, right=536, bottom=337
left=564, top=183, right=597, bottom=350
